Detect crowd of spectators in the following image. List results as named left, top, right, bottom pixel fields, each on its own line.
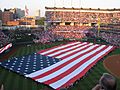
left=51, top=25, right=91, bottom=39
left=32, top=25, right=91, bottom=44
left=33, top=30, right=58, bottom=44
left=32, top=27, right=61, bottom=44
left=88, top=29, right=120, bottom=47
left=100, top=32, right=120, bottom=46
left=0, top=31, right=10, bottom=48
left=46, top=11, right=120, bottom=23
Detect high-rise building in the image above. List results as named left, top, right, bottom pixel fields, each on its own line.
left=15, top=8, right=25, bottom=19
left=35, top=9, right=40, bottom=17
left=9, top=8, right=18, bottom=19
left=2, top=10, right=14, bottom=25
left=35, top=9, right=41, bottom=20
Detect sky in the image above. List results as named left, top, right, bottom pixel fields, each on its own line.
left=0, top=0, right=120, bottom=17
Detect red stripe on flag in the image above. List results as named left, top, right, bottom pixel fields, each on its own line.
left=32, top=45, right=100, bottom=79
left=61, top=43, right=94, bottom=60
left=44, top=42, right=82, bottom=56
left=26, top=42, right=115, bottom=90
left=56, top=46, right=115, bottom=90
left=38, top=42, right=80, bottom=54
left=52, top=42, right=89, bottom=58
left=43, top=46, right=109, bottom=85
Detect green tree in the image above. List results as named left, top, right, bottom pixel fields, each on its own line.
left=36, top=17, right=45, bottom=25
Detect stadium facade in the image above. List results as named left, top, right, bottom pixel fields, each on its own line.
left=45, top=7, right=120, bottom=26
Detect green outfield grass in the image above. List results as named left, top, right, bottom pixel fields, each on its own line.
left=0, top=41, right=120, bottom=90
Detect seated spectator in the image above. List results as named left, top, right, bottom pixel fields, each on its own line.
left=92, top=73, right=116, bottom=90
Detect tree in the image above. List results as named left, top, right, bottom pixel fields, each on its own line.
left=36, top=17, right=45, bottom=25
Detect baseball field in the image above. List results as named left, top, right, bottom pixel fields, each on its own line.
left=0, top=41, right=120, bottom=90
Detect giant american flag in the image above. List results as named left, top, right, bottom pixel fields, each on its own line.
left=0, top=42, right=115, bottom=90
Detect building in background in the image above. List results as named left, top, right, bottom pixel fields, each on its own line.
left=1, top=8, right=25, bottom=25
left=7, top=8, right=25, bottom=19
left=20, top=16, right=36, bottom=26
left=15, top=8, right=25, bottom=19
left=7, top=21, right=19, bottom=26
left=9, top=8, right=18, bottom=19
left=7, top=16, right=36, bottom=27
left=35, top=9, right=41, bottom=20
left=2, top=10, right=14, bottom=25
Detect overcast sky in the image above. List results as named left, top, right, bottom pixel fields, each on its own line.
left=0, top=0, right=120, bottom=16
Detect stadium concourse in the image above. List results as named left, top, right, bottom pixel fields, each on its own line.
left=0, top=41, right=115, bottom=90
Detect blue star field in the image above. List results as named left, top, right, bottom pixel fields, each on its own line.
left=0, top=53, right=60, bottom=75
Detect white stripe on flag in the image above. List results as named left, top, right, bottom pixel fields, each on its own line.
left=59, top=44, right=98, bottom=59
left=35, top=45, right=106, bottom=82
left=26, top=44, right=104, bottom=78
left=56, top=43, right=93, bottom=58
left=40, top=42, right=81, bottom=55
left=47, top=42, right=87, bottom=57
left=50, top=46, right=113, bottom=89
left=26, top=43, right=96, bottom=78
left=26, top=42, right=115, bottom=90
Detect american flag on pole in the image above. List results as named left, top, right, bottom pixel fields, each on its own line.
left=25, top=5, right=29, bottom=16
left=0, top=42, right=115, bottom=90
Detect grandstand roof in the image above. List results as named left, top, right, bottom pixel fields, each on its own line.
left=45, top=7, right=120, bottom=13
left=45, top=7, right=120, bottom=11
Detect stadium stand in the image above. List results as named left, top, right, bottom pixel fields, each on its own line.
left=32, top=25, right=92, bottom=44
left=51, top=25, right=91, bottom=39
left=45, top=7, right=120, bottom=26
left=0, top=30, right=10, bottom=48
left=87, top=29, right=120, bottom=47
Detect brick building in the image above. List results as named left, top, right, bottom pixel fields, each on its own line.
left=6, top=16, right=36, bottom=27
left=2, top=10, right=14, bottom=25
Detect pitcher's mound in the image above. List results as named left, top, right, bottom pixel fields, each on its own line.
left=103, top=54, right=120, bottom=78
